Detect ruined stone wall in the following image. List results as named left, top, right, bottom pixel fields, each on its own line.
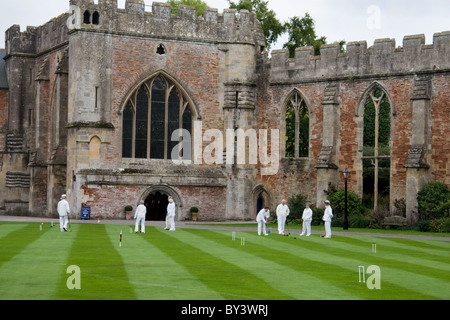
left=2, top=13, right=69, bottom=215
left=2, top=0, right=448, bottom=221
left=263, top=31, right=450, bottom=220
left=0, top=89, right=8, bottom=212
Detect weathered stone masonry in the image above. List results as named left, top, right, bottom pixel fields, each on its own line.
left=0, top=0, right=448, bottom=224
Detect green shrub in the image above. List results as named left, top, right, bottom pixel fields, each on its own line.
left=417, top=182, right=450, bottom=220
left=430, top=217, right=450, bottom=233
left=327, top=190, right=364, bottom=219
left=312, top=208, right=324, bottom=226
left=416, top=220, right=431, bottom=232
left=286, top=194, right=307, bottom=223
left=349, top=214, right=371, bottom=228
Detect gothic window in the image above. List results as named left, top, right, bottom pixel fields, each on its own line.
left=83, top=11, right=91, bottom=24
left=122, top=74, right=194, bottom=160
left=92, top=12, right=100, bottom=25
left=362, top=86, right=392, bottom=210
left=285, top=91, right=310, bottom=158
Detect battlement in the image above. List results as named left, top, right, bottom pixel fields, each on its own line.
left=270, top=31, right=450, bottom=82
left=69, top=0, right=265, bottom=46
left=5, top=13, right=69, bottom=57
left=4, top=0, right=266, bottom=57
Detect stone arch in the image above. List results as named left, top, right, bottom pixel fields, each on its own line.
left=139, top=185, right=183, bottom=221
left=252, top=185, right=272, bottom=220
left=355, top=80, right=395, bottom=210
left=119, top=70, right=201, bottom=120
left=119, top=70, right=202, bottom=160
left=356, top=81, right=396, bottom=117
left=280, top=88, right=312, bottom=158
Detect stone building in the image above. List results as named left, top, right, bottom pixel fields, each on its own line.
left=0, top=0, right=449, bottom=224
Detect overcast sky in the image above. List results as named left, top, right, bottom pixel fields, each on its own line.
left=1, top=0, right=449, bottom=50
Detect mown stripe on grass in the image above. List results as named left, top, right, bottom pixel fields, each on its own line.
left=324, top=236, right=450, bottom=275
left=147, top=227, right=295, bottom=300
left=104, top=225, right=224, bottom=300
left=173, top=228, right=361, bottom=300
left=0, top=223, right=77, bottom=300
left=0, top=223, right=40, bottom=268
left=52, top=223, right=136, bottom=300
left=255, top=234, right=446, bottom=299
left=321, top=236, right=450, bottom=299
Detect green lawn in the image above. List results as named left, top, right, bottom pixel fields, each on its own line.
left=0, top=221, right=449, bottom=300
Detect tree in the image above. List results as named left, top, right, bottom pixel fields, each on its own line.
left=283, top=13, right=326, bottom=57
left=167, top=0, right=208, bottom=16
left=228, top=0, right=285, bottom=50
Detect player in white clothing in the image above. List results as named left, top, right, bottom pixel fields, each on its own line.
left=134, top=200, right=147, bottom=233
left=57, top=194, right=70, bottom=232
left=276, top=199, right=290, bottom=235
left=256, top=207, right=270, bottom=236
left=322, top=200, right=333, bottom=238
left=166, top=197, right=176, bottom=231
left=300, top=203, right=313, bottom=236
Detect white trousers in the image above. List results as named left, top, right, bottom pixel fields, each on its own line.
left=277, top=216, right=286, bottom=234
left=324, top=221, right=332, bottom=238
left=257, top=221, right=267, bottom=235
left=135, top=216, right=146, bottom=233
left=168, top=214, right=175, bottom=231
left=300, top=220, right=312, bottom=236
left=59, top=215, right=68, bottom=232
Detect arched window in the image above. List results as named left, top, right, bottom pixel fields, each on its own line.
left=285, top=91, right=310, bottom=158
left=361, top=85, right=392, bottom=210
left=83, top=10, right=91, bottom=24
left=92, top=11, right=100, bottom=25
left=122, top=74, right=194, bottom=160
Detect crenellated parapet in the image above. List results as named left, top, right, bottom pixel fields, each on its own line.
left=5, top=14, right=69, bottom=57
left=68, top=0, right=265, bottom=47
left=4, top=0, right=265, bottom=58
left=270, top=31, right=450, bottom=82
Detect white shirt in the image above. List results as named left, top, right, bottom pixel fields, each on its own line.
left=276, top=204, right=290, bottom=218
left=323, top=205, right=333, bottom=222
left=302, top=208, right=313, bottom=221
left=256, top=209, right=270, bottom=223
left=167, top=202, right=176, bottom=217
left=57, top=199, right=70, bottom=217
left=134, top=204, right=147, bottom=219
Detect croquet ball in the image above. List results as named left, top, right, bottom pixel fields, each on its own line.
left=294, top=237, right=297, bottom=239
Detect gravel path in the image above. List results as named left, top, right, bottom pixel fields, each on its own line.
left=1, top=215, right=449, bottom=241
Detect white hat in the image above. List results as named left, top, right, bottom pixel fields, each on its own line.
left=324, top=200, right=330, bottom=204
left=61, top=194, right=67, bottom=199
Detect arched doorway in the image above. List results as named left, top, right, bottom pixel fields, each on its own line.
left=252, top=185, right=272, bottom=220
left=145, top=192, right=168, bottom=221
left=140, top=185, right=183, bottom=221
